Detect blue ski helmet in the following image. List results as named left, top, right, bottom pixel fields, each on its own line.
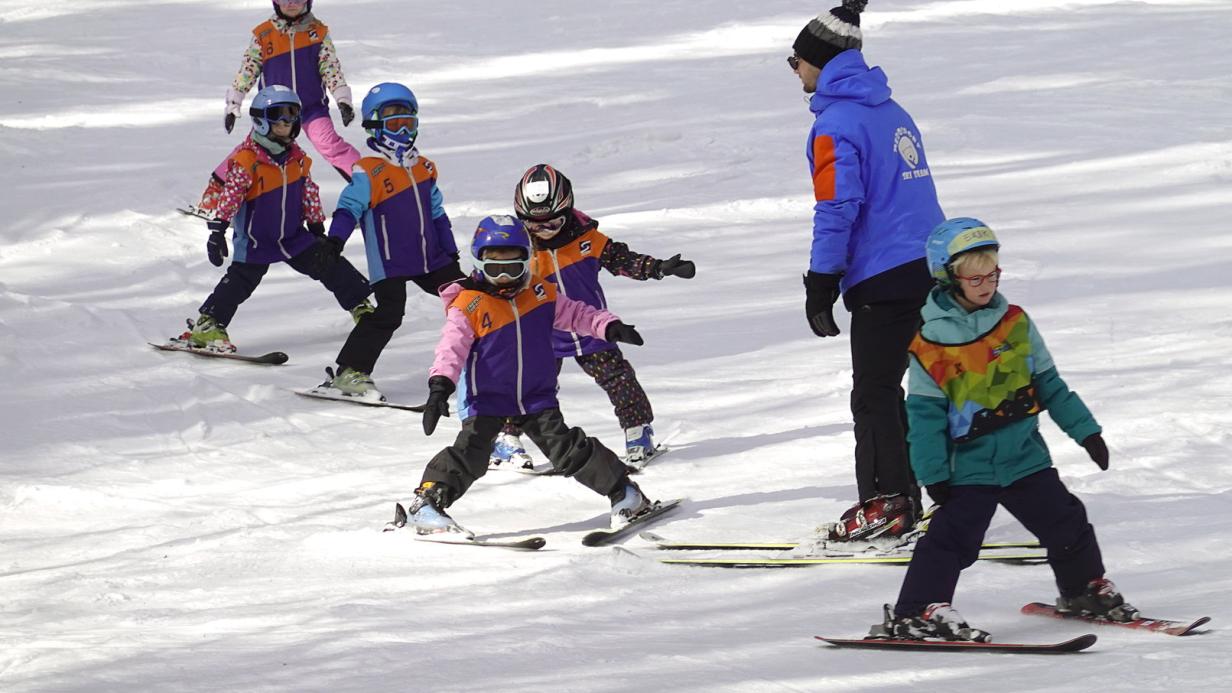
left=362, top=82, right=419, bottom=160
left=249, top=84, right=302, bottom=139
left=925, top=217, right=1000, bottom=285
left=471, top=215, right=532, bottom=296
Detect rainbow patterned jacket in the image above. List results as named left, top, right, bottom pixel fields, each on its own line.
left=906, top=289, right=1101, bottom=487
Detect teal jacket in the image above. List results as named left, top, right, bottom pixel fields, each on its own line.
left=906, top=288, right=1101, bottom=487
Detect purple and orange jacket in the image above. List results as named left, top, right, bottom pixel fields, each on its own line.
left=327, top=154, right=458, bottom=283
left=214, top=135, right=325, bottom=265
left=531, top=210, right=659, bottom=358
left=233, top=14, right=348, bottom=123
left=429, top=277, right=619, bottom=419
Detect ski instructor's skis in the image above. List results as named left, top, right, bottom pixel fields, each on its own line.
left=815, top=633, right=1097, bottom=654
left=1021, top=602, right=1210, bottom=636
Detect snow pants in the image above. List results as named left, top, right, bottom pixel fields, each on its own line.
left=894, top=467, right=1106, bottom=617
left=849, top=297, right=924, bottom=503
left=199, top=240, right=371, bottom=327
left=502, top=347, right=653, bottom=439
left=421, top=408, right=630, bottom=507
left=334, top=263, right=465, bottom=375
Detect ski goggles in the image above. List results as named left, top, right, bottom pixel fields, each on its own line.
left=364, top=106, right=419, bottom=136
left=264, top=104, right=301, bottom=124
left=475, top=257, right=529, bottom=281
left=524, top=215, right=566, bottom=236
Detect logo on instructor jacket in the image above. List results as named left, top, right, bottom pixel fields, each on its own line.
left=895, top=127, right=932, bottom=181
left=894, top=127, right=921, bottom=168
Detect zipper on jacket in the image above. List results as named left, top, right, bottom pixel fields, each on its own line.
left=408, top=166, right=429, bottom=273
left=277, top=163, right=290, bottom=258
left=548, top=249, right=584, bottom=355
left=289, top=28, right=297, bottom=93
left=380, top=214, right=392, bottom=261
left=510, top=298, right=526, bottom=415
left=468, top=350, right=479, bottom=403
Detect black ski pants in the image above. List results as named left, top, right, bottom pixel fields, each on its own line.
left=335, top=262, right=465, bottom=375
left=894, top=467, right=1106, bottom=617
left=849, top=298, right=925, bottom=502
left=421, top=408, right=630, bottom=507
left=199, top=240, right=371, bottom=327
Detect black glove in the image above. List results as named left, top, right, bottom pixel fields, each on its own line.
left=224, top=112, right=236, bottom=134
left=803, top=271, right=841, bottom=337
left=654, top=254, right=696, bottom=279
left=422, top=375, right=456, bottom=436
left=206, top=219, right=230, bottom=267
left=605, top=321, right=644, bottom=346
left=339, top=102, right=355, bottom=127
left=925, top=482, right=951, bottom=507
left=306, top=221, right=326, bottom=239
left=1081, top=433, right=1109, bottom=470
left=322, top=235, right=345, bottom=259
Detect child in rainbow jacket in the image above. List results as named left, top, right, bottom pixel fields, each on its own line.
left=869, top=217, right=1138, bottom=642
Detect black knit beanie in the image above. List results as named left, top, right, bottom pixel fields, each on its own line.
left=793, top=0, right=867, bottom=70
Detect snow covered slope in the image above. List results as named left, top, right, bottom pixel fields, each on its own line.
left=1, top=1, right=1229, bottom=690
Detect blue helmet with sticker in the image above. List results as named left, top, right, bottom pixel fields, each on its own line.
left=362, top=82, right=419, bottom=162
left=249, top=84, right=302, bottom=140
left=471, top=215, right=532, bottom=296
left=925, top=217, right=1000, bottom=285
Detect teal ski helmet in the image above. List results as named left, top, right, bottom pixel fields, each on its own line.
left=249, top=84, right=302, bottom=139
left=925, top=217, right=999, bottom=285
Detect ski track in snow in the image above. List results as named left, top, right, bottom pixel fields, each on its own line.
left=1, top=1, right=1230, bottom=691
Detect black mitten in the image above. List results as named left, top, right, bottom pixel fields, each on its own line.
left=422, top=375, right=456, bottom=436
left=604, top=321, right=644, bottom=346
left=654, top=254, right=696, bottom=279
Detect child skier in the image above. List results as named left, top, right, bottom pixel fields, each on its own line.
left=178, top=85, right=371, bottom=352
left=869, top=217, right=1135, bottom=641
left=488, top=164, right=695, bottom=469
left=313, top=82, right=465, bottom=399
left=405, top=215, right=659, bottom=533
left=195, top=0, right=360, bottom=215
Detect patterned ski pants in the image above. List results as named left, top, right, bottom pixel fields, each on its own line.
left=503, top=347, right=653, bottom=436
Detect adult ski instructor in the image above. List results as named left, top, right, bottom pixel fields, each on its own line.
left=790, top=0, right=945, bottom=541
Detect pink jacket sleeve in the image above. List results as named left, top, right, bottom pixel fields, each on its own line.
left=554, top=295, right=618, bottom=339
left=428, top=282, right=473, bottom=382
left=214, top=159, right=254, bottom=222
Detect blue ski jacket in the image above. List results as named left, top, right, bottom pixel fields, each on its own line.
left=805, top=50, right=944, bottom=297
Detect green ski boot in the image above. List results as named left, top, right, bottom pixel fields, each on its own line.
left=350, top=299, right=375, bottom=325
left=185, top=315, right=235, bottom=352
left=328, top=366, right=383, bottom=401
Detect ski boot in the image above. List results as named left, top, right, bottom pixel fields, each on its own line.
left=404, top=483, right=467, bottom=536
left=350, top=299, right=375, bottom=325
left=869, top=603, right=991, bottom=642
left=609, top=480, right=653, bottom=529
left=624, top=424, right=658, bottom=466
left=182, top=315, right=235, bottom=352
left=324, top=366, right=384, bottom=401
left=806, top=495, right=919, bottom=556
left=489, top=431, right=534, bottom=470
left=1056, top=578, right=1140, bottom=622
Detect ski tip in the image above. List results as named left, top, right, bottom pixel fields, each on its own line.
left=261, top=351, right=290, bottom=365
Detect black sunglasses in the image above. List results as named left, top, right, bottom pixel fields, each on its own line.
left=787, top=55, right=800, bottom=71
